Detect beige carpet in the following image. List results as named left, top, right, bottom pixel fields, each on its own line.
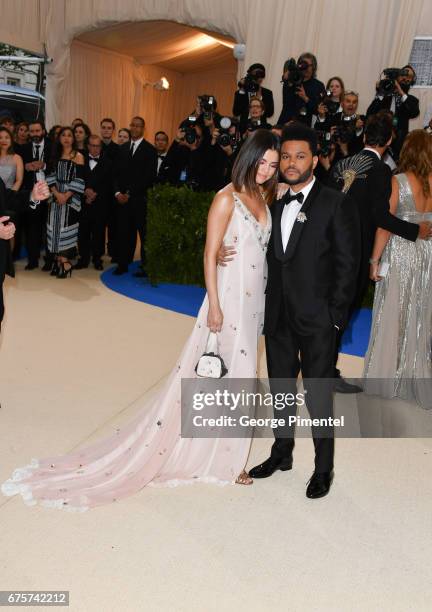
left=1, top=261, right=431, bottom=612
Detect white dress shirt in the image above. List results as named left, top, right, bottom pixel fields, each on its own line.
left=33, top=140, right=44, bottom=160
left=363, top=147, right=381, bottom=159
left=89, top=156, right=100, bottom=171
left=129, top=137, right=143, bottom=156
left=157, top=153, right=167, bottom=174
left=281, top=177, right=315, bottom=251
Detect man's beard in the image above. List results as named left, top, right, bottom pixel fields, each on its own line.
left=31, top=136, right=43, bottom=143
left=283, top=163, right=314, bottom=185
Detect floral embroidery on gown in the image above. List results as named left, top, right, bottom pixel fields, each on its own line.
left=1, top=193, right=271, bottom=511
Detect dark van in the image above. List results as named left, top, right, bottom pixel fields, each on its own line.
left=0, top=84, right=45, bottom=122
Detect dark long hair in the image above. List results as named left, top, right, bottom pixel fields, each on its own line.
left=73, top=122, right=91, bottom=149
left=0, top=127, right=15, bottom=154
left=232, top=129, right=280, bottom=205
left=48, top=126, right=78, bottom=172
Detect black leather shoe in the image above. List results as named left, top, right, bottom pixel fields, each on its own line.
left=41, top=261, right=53, bottom=272
left=334, top=377, right=362, bottom=394
left=133, top=269, right=147, bottom=278
left=94, top=261, right=104, bottom=271
left=306, top=471, right=334, bottom=499
left=74, top=260, right=89, bottom=270
left=113, top=266, right=127, bottom=276
left=25, top=263, right=38, bottom=270
left=249, top=456, right=293, bottom=479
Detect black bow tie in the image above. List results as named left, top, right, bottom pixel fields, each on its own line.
left=283, top=192, right=304, bottom=205
left=89, top=156, right=99, bottom=161
left=158, top=154, right=165, bottom=159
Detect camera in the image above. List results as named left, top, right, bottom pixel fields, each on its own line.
left=377, top=67, right=409, bottom=96
left=199, top=95, right=217, bottom=120
left=316, top=130, right=332, bottom=157
left=321, top=90, right=340, bottom=115
left=238, top=72, right=262, bottom=94
left=246, top=118, right=265, bottom=132
left=180, top=116, right=199, bottom=144
left=216, top=116, right=238, bottom=147
left=282, top=58, right=309, bottom=87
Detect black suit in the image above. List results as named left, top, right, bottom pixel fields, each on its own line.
left=331, top=149, right=419, bottom=307
left=264, top=180, right=360, bottom=472
left=233, top=86, right=274, bottom=125
left=366, top=92, right=419, bottom=159
left=20, top=138, right=52, bottom=265
left=78, top=154, right=113, bottom=264
left=101, top=140, right=120, bottom=258
left=0, top=180, right=35, bottom=327
left=330, top=148, right=419, bottom=374
left=114, top=139, right=157, bottom=270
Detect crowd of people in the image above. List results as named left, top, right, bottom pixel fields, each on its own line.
left=1, top=50, right=432, bottom=508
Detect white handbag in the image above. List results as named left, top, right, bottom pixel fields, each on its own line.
left=195, top=332, right=228, bottom=378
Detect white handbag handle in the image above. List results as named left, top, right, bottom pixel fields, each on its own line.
left=205, top=331, right=219, bottom=354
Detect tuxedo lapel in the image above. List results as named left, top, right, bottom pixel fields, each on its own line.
left=272, top=200, right=285, bottom=261
left=282, top=180, right=322, bottom=261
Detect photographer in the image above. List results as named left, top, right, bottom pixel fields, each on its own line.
left=233, top=63, right=274, bottom=125
left=159, top=117, right=226, bottom=192
left=315, top=91, right=365, bottom=161
left=209, top=116, right=242, bottom=189
left=314, top=76, right=344, bottom=127
left=366, top=65, right=419, bottom=160
left=277, top=52, right=326, bottom=126
left=240, top=97, right=272, bottom=137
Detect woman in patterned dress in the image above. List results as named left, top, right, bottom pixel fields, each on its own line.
left=46, top=127, right=85, bottom=278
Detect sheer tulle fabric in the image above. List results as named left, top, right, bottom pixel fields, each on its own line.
left=2, top=195, right=271, bottom=511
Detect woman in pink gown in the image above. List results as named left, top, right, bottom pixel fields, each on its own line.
left=1, top=130, right=280, bottom=511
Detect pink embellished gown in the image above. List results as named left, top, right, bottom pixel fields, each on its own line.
left=2, top=194, right=271, bottom=511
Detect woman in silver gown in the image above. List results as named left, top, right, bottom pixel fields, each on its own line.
left=363, top=130, right=432, bottom=408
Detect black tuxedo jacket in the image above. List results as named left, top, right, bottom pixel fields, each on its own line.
left=114, top=139, right=157, bottom=199
left=0, top=180, right=33, bottom=280
left=84, top=154, right=113, bottom=205
left=278, top=77, right=326, bottom=126
left=233, top=86, right=274, bottom=122
left=20, top=138, right=52, bottom=189
left=102, top=140, right=120, bottom=162
left=366, top=93, right=419, bottom=157
left=264, top=180, right=360, bottom=335
left=330, top=149, right=418, bottom=260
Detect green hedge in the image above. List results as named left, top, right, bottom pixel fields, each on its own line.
left=146, top=183, right=374, bottom=308
left=146, top=184, right=214, bottom=286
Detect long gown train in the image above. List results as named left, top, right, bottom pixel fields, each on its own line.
left=1, top=194, right=271, bottom=511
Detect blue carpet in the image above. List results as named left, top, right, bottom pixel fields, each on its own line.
left=101, top=261, right=372, bottom=357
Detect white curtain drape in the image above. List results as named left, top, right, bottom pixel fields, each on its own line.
left=64, top=41, right=236, bottom=140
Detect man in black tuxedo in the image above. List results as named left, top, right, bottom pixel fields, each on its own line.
left=20, top=121, right=52, bottom=270
left=366, top=65, right=419, bottom=160
left=113, top=116, right=157, bottom=276
left=329, top=112, right=431, bottom=389
left=246, top=124, right=360, bottom=498
left=100, top=118, right=120, bottom=261
left=233, top=63, right=274, bottom=126
left=0, top=179, right=50, bottom=331
left=75, top=135, right=113, bottom=270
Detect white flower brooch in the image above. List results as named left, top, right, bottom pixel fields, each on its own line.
left=296, top=212, right=307, bottom=223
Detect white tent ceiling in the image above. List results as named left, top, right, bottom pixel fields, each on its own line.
left=76, top=20, right=236, bottom=73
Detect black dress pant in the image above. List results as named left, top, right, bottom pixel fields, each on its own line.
left=22, top=206, right=42, bottom=264
left=78, top=203, right=106, bottom=264
left=116, top=196, right=147, bottom=270
left=265, top=294, right=336, bottom=473
left=0, top=282, right=4, bottom=331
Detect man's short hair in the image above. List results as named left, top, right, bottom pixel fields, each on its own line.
left=364, top=112, right=393, bottom=147
left=280, top=122, right=318, bottom=155
left=132, top=116, right=145, bottom=127
left=155, top=131, right=168, bottom=140
left=100, top=117, right=115, bottom=129
left=29, top=120, right=46, bottom=131
left=88, top=134, right=102, bottom=143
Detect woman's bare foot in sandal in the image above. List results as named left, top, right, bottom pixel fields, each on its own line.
left=235, top=470, right=253, bottom=485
